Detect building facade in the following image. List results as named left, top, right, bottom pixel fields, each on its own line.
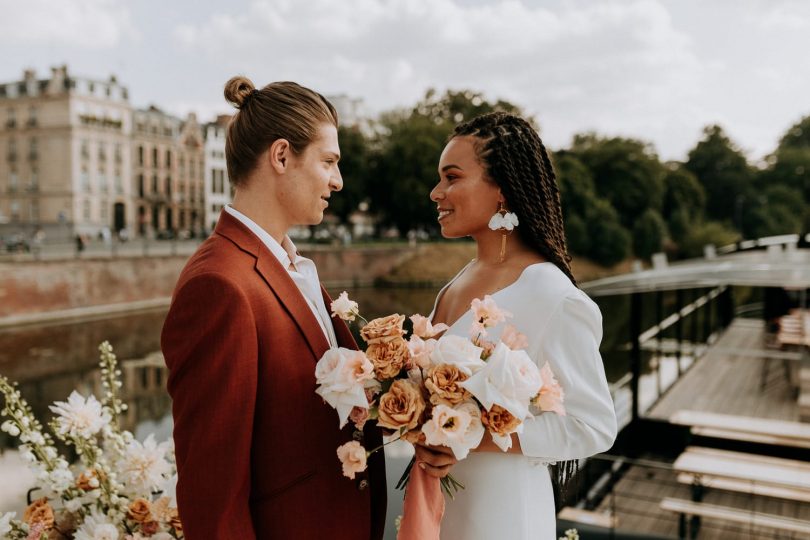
left=203, top=114, right=232, bottom=232
left=0, top=66, right=134, bottom=240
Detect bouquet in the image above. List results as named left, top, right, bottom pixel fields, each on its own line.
left=0, top=342, right=182, bottom=540
left=317, top=292, right=566, bottom=496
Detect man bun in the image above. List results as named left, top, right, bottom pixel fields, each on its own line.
left=224, top=76, right=256, bottom=110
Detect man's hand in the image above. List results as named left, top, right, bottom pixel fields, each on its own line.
left=414, top=442, right=458, bottom=478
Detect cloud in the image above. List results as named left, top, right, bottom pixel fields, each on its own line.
left=0, top=0, right=137, bottom=48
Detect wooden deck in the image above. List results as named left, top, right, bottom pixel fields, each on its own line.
left=648, top=318, right=801, bottom=422
left=595, top=460, right=810, bottom=539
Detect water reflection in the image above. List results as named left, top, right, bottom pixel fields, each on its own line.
left=0, top=286, right=629, bottom=451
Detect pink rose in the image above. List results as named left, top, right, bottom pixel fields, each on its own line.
left=315, top=348, right=375, bottom=427
left=501, top=325, right=528, bottom=350
left=470, top=295, right=512, bottom=335
left=410, top=314, right=449, bottom=339
left=336, top=441, right=368, bottom=479
left=533, top=362, right=566, bottom=416
left=407, top=335, right=436, bottom=369
left=349, top=406, right=370, bottom=429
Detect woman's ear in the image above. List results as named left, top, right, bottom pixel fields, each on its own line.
left=268, top=138, right=290, bottom=174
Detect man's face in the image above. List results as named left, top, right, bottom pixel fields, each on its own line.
left=277, top=123, right=343, bottom=226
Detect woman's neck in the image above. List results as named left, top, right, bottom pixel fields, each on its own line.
left=471, top=229, right=534, bottom=266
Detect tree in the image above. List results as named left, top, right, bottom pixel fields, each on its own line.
left=632, top=209, right=668, bottom=260
left=568, top=133, right=666, bottom=228
left=684, top=125, right=754, bottom=226
left=662, top=165, right=706, bottom=243
left=585, top=198, right=631, bottom=266
left=328, top=126, right=372, bottom=223
left=555, top=153, right=596, bottom=221
left=742, top=185, right=806, bottom=238
left=777, top=115, right=810, bottom=150
left=680, top=221, right=739, bottom=258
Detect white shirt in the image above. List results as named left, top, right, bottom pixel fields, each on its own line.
left=224, top=205, right=338, bottom=347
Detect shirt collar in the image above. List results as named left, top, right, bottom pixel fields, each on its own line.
left=224, top=205, right=298, bottom=269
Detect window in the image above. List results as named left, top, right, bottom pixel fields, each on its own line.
left=29, top=167, right=38, bottom=191
left=166, top=176, right=172, bottom=198
left=99, top=169, right=108, bottom=193
left=10, top=201, right=20, bottom=221
left=115, top=171, right=123, bottom=194
left=83, top=199, right=91, bottom=220
left=99, top=144, right=106, bottom=162
left=166, top=150, right=172, bottom=167
left=9, top=170, right=19, bottom=192
left=8, top=138, right=16, bottom=161
left=101, top=200, right=109, bottom=220
left=137, top=145, right=144, bottom=166
left=114, top=144, right=122, bottom=163
left=81, top=140, right=89, bottom=159
left=30, top=200, right=39, bottom=222
left=81, top=168, right=90, bottom=192
left=28, top=106, right=37, bottom=127
left=29, top=138, right=37, bottom=161
left=153, top=147, right=158, bottom=167
left=6, top=107, right=15, bottom=128
left=152, top=174, right=158, bottom=194
left=137, top=174, right=144, bottom=197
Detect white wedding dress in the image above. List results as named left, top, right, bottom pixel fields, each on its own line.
left=434, top=262, right=618, bottom=540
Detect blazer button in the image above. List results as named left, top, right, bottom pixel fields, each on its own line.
left=357, top=478, right=369, bottom=491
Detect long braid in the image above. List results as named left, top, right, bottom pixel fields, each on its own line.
left=452, top=112, right=580, bottom=500
left=453, top=113, right=577, bottom=286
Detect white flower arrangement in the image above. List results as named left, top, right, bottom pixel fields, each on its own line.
left=0, top=342, right=182, bottom=539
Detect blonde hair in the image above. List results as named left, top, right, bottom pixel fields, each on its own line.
left=223, top=76, right=338, bottom=185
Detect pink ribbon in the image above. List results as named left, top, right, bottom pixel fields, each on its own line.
left=397, top=462, right=445, bottom=540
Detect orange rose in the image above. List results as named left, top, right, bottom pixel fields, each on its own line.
left=424, top=364, right=471, bottom=406
left=377, top=379, right=425, bottom=431
left=169, top=509, right=183, bottom=534
left=481, top=404, right=521, bottom=436
left=140, top=520, right=160, bottom=535
left=360, top=314, right=406, bottom=344
left=24, top=497, right=54, bottom=531
left=128, top=498, right=153, bottom=523
left=366, top=338, right=410, bottom=379
left=76, top=468, right=105, bottom=491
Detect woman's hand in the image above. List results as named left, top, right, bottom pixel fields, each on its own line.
left=414, top=441, right=458, bottom=478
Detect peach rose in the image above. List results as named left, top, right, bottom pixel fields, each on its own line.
left=140, top=520, right=160, bottom=535
left=470, top=295, right=512, bottom=336
left=128, top=498, right=153, bottom=523
left=330, top=291, right=359, bottom=321
left=75, top=468, right=104, bottom=491
left=366, top=338, right=410, bottom=379
left=349, top=406, right=370, bottom=429
left=23, top=498, right=54, bottom=531
left=360, top=314, right=406, bottom=344
left=377, top=379, right=426, bottom=431
left=424, top=364, right=471, bottom=406
left=150, top=497, right=172, bottom=522
left=533, top=362, right=566, bottom=416
left=482, top=404, right=522, bottom=437
left=169, top=510, right=183, bottom=534
left=409, top=314, right=449, bottom=339
left=501, top=325, right=528, bottom=350
left=336, top=441, right=368, bottom=479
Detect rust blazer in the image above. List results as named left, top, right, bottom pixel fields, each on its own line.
left=161, top=211, right=386, bottom=539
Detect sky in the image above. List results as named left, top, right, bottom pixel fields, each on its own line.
left=1, top=0, right=809, bottom=162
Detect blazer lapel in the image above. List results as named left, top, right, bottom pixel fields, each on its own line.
left=321, top=286, right=359, bottom=350
left=214, top=210, right=331, bottom=359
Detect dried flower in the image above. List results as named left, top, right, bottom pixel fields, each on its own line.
left=336, top=441, right=367, bottom=479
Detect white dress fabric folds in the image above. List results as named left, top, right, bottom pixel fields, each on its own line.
left=437, top=262, right=618, bottom=540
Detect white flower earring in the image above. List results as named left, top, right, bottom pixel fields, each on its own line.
left=488, top=201, right=519, bottom=263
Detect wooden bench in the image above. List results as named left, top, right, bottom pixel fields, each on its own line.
left=670, top=410, right=810, bottom=449
left=673, top=447, right=810, bottom=502
left=660, top=497, right=810, bottom=539
left=557, top=507, right=616, bottom=529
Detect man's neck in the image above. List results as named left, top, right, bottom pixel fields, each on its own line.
left=230, top=190, right=287, bottom=245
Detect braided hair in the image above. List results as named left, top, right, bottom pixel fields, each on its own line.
left=453, top=112, right=579, bottom=499
left=453, top=112, right=576, bottom=287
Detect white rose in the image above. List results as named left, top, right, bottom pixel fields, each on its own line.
left=330, top=292, right=359, bottom=321
left=422, top=401, right=485, bottom=460
left=429, top=335, right=485, bottom=375
left=315, top=348, right=373, bottom=428
left=460, top=343, right=542, bottom=420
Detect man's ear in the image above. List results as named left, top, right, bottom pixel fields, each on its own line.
left=268, top=139, right=290, bottom=174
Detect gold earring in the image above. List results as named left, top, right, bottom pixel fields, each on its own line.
left=487, top=201, right=519, bottom=263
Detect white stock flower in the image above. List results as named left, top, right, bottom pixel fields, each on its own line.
left=315, top=347, right=373, bottom=427
left=117, top=434, right=172, bottom=497
left=49, top=465, right=75, bottom=494
left=49, top=391, right=111, bottom=439
left=461, top=343, right=542, bottom=420
left=1, top=420, right=20, bottom=437
left=65, top=497, right=84, bottom=513
left=429, top=335, right=485, bottom=375
left=0, top=512, right=15, bottom=536
left=160, top=473, right=178, bottom=507
left=73, top=509, right=120, bottom=540
left=330, top=292, right=359, bottom=321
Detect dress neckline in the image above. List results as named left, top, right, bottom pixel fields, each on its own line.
left=429, top=261, right=554, bottom=331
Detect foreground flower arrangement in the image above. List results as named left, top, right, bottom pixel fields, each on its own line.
left=320, top=292, right=566, bottom=497
left=0, top=342, right=182, bottom=540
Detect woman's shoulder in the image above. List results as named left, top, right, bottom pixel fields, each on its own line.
left=519, top=263, right=600, bottom=318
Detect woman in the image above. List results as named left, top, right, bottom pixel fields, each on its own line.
left=429, top=112, right=618, bottom=540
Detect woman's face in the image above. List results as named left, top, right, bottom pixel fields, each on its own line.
left=430, top=136, right=502, bottom=239
left=277, top=123, right=343, bottom=226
